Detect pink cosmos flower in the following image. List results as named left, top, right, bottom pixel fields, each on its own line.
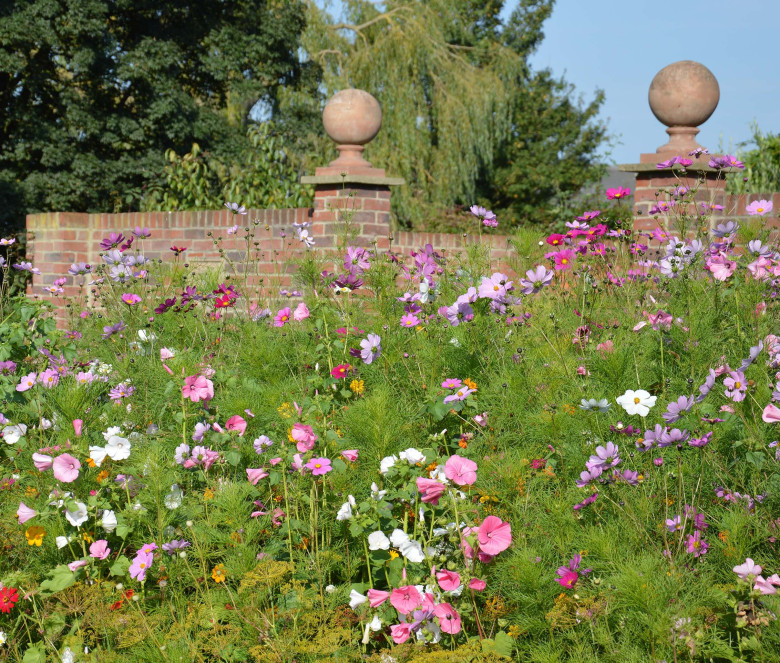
left=90, top=540, right=111, bottom=560
left=606, top=186, right=630, bottom=200
left=52, top=453, right=81, bottom=483
left=293, top=302, right=310, bottom=321
left=746, top=199, right=773, bottom=216
left=400, top=313, right=420, bottom=328
left=160, top=347, right=175, bottom=360
left=469, top=578, right=487, bottom=591
left=129, top=551, right=153, bottom=581
left=331, top=364, right=352, bottom=379
left=16, top=372, right=37, bottom=392
left=273, top=307, right=291, bottom=327
left=443, top=454, right=478, bottom=486
left=17, top=502, right=37, bottom=524
left=762, top=403, right=780, bottom=423
left=225, top=415, right=247, bottom=436
left=68, top=560, right=88, bottom=572
left=597, top=340, right=614, bottom=356
left=32, top=453, right=53, bottom=471
left=706, top=255, right=737, bottom=281
left=552, top=249, right=576, bottom=271
left=72, top=419, right=83, bottom=436
left=390, top=585, right=422, bottom=614
left=417, top=477, right=446, bottom=505
left=367, top=588, right=390, bottom=607
left=556, top=570, right=579, bottom=588
left=121, top=293, right=142, bottom=305
left=441, top=378, right=463, bottom=389
left=292, top=453, right=304, bottom=472
left=182, top=375, right=214, bottom=402
left=305, top=457, right=332, bottom=476
left=436, top=569, right=461, bottom=591
left=341, top=449, right=358, bottom=462
left=433, top=602, right=462, bottom=634
left=246, top=468, right=269, bottom=484
left=646, top=309, right=673, bottom=330
left=477, top=515, right=512, bottom=555
left=390, top=623, right=413, bottom=644
left=291, top=423, right=318, bottom=452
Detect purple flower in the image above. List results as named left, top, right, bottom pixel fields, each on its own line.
left=469, top=205, right=497, bottom=227
left=101, top=321, right=126, bottom=339
left=68, top=262, right=92, bottom=276
left=174, top=444, right=190, bottom=464
left=12, top=261, right=41, bottom=275
left=686, top=530, right=709, bottom=557
left=723, top=370, right=747, bottom=402
left=587, top=442, right=620, bottom=470
left=108, top=382, right=135, bottom=401
left=695, top=369, right=717, bottom=403
left=162, top=539, right=191, bottom=554
left=519, top=265, right=554, bottom=294
left=666, top=515, right=682, bottom=532
left=658, top=428, right=689, bottom=448
left=360, top=334, right=382, bottom=364
left=688, top=432, right=712, bottom=448
left=192, top=422, right=211, bottom=442
left=662, top=395, right=694, bottom=424
left=576, top=465, right=603, bottom=487
left=478, top=272, right=513, bottom=301
left=738, top=341, right=763, bottom=373
left=573, top=492, right=598, bottom=511
left=708, top=155, right=744, bottom=169
left=100, top=233, right=125, bottom=250
left=224, top=202, right=247, bottom=215
left=443, top=387, right=475, bottom=404
left=637, top=424, right=665, bottom=451
left=132, top=226, right=152, bottom=238
left=253, top=435, right=273, bottom=454
left=345, top=246, right=371, bottom=273
left=712, top=221, right=739, bottom=238
left=445, top=301, right=474, bottom=327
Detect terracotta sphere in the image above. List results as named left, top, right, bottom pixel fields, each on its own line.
left=648, top=61, right=719, bottom=128
left=322, top=89, right=382, bottom=146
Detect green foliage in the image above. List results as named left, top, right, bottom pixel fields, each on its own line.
left=0, top=0, right=316, bottom=231
left=727, top=122, right=780, bottom=194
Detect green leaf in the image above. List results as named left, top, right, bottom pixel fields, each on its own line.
left=110, top=555, right=131, bottom=577
left=22, top=642, right=46, bottom=663
left=39, top=565, right=76, bottom=595
left=225, top=450, right=241, bottom=467
left=745, top=451, right=765, bottom=470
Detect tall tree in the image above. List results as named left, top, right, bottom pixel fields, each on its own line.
left=0, top=0, right=317, bottom=231
left=304, top=0, right=608, bottom=229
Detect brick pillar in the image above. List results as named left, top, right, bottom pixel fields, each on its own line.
left=301, top=88, right=404, bottom=248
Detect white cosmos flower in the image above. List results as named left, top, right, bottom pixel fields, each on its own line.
left=349, top=589, right=367, bottom=610
left=336, top=495, right=356, bottom=521
left=102, top=426, right=122, bottom=441
left=379, top=455, right=398, bottom=475
left=101, top=509, right=117, bottom=532
left=65, top=502, right=89, bottom=528
left=105, top=435, right=131, bottom=460
left=0, top=629, right=6, bottom=646
left=325, top=584, right=336, bottom=594
left=2, top=424, right=27, bottom=445
left=138, top=329, right=157, bottom=343
left=399, top=448, right=426, bottom=465
left=62, top=647, right=74, bottom=663
left=368, top=531, right=390, bottom=551
left=89, top=446, right=108, bottom=467
left=616, top=389, right=657, bottom=417
left=164, top=484, right=184, bottom=510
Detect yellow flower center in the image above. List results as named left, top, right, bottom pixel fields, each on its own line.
left=562, top=259, right=568, bottom=264
left=314, top=463, right=322, bottom=469
left=634, top=397, right=640, bottom=404
left=735, top=382, right=741, bottom=389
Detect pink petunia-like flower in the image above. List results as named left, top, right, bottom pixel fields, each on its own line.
left=121, top=293, right=142, bottom=305
left=477, top=515, right=512, bottom=555
left=90, top=540, right=111, bottom=560
left=273, top=307, right=291, bottom=327
left=182, top=375, right=214, bottom=402
left=367, top=588, right=390, bottom=607
left=734, top=558, right=762, bottom=579
left=341, top=449, right=358, bottom=462
left=433, top=602, right=462, bottom=634
left=443, top=454, right=478, bottom=486
left=225, top=415, right=247, bottom=436
left=305, top=457, right=332, bottom=476
left=469, top=578, right=487, bottom=591
left=706, top=254, right=737, bottom=281
left=17, top=502, right=37, bottom=524
left=32, top=453, right=53, bottom=471
left=72, top=419, right=83, bottom=436
left=416, top=477, right=446, bottom=505
left=390, top=585, right=422, bottom=615
left=746, top=199, right=773, bottom=216
left=52, top=453, right=81, bottom=483
left=763, top=403, right=780, bottom=423
left=291, top=423, right=318, bottom=452
left=390, top=623, right=413, bottom=644
left=68, top=560, right=88, bottom=572
left=436, top=569, right=461, bottom=592
left=246, top=468, right=269, bottom=485
left=293, top=302, right=310, bottom=321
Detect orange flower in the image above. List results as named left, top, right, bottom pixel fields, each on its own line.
left=464, top=378, right=477, bottom=390
left=211, top=564, right=226, bottom=583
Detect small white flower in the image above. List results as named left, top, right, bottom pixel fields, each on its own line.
left=61, top=647, right=75, bottom=663
left=89, top=446, right=107, bottom=467
left=616, top=389, right=657, bottom=417
left=164, top=484, right=184, bottom=510
left=39, top=418, right=53, bottom=430
left=370, top=482, right=387, bottom=500
left=399, top=539, right=425, bottom=563
left=325, top=584, right=336, bottom=594
left=349, top=589, right=367, bottom=610
left=449, top=337, right=461, bottom=348
left=138, top=329, right=157, bottom=343
left=105, top=435, right=131, bottom=461
left=2, top=424, right=27, bottom=445
left=379, top=455, right=398, bottom=475
left=336, top=495, right=356, bottom=521
left=0, top=630, right=6, bottom=646
left=56, top=535, right=72, bottom=549
left=65, top=501, right=89, bottom=528
left=102, top=426, right=122, bottom=441
left=101, top=509, right=117, bottom=532
left=368, top=614, right=382, bottom=631
left=97, top=362, right=113, bottom=375
left=399, top=448, right=426, bottom=465
left=368, top=531, right=391, bottom=551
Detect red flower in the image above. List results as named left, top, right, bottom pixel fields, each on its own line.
left=330, top=364, right=352, bottom=379
left=170, top=246, right=187, bottom=255
left=214, top=295, right=234, bottom=309
left=0, top=586, right=19, bottom=613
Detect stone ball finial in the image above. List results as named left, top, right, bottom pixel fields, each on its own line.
left=322, top=89, right=383, bottom=169
left=648, top=61, right=719, bottom=154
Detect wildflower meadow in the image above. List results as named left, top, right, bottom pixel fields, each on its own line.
left=1, top=155, right=780, bottom=662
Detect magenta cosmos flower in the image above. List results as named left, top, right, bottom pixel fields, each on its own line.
left=121, top=293, right=142, bottom=305
left=477, top=515, right=512, bottom=555
left=52, top=453, right=81, bottom=483
left=390, top=585, right=421, bottom=615
left=443, top=454, right=477, bottom=485
left=331, top=363, right=352, bottom=379
left=305, top=457, right=332, bottom=476
left=273, top=307, right=291, bottom=327
left=606, top=186, right=630, bottom=199
left=182, top=375, right=214, bottom=402
left=291, top=423, right=317, bottom=452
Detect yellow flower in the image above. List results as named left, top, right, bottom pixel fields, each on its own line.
left=277, top=402, right=294, bottom=419
left=349, top=379, right=364, bottom=395
left=211, top=563, right=226, bottom=583
left=86, top=458, right=96, bottom=468
left=230, top=531, right=242, bottom=545
left=24, top=486, right=39, bottom=498
left=204, top=488, right=214, bottom=501
left=81, top=532, right=94, bottom=544
left=26, top=525, right=45, bottom=546
left=388, top=550, right=400, bottom=561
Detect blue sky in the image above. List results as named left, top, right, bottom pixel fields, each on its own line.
left=506, top=0, right=779, bottom=163
left=316, top=1, right=779, bottom=164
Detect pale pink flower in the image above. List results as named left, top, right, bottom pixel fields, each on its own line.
left=68, top=560, right=88, bottom=572
left=746, top=199, right=773, bottom=216
left=762, top=403, right=780, bottom=423
left=182, top=375, right=214, bottom=402
left=367, top=588, right=390, bottom=607
left=390, top=623, right=412, bottom=644
left=160, top=348, right=175, bottom=360
left=89, top=540, right=111, bottom=560
left=246, top=468, right=269, bottom=485
left=293, top=302, right=310, bottom=321
left=341, top=449, right=359, bottom=462
left=734, top=558, right=762, bottom=579
left=443, top=454, right=478, bottom=486
left=390, top=585, right=421, bottom=614
left=16, top=372, right=37, bottom=392
left=291, top=423, right=317, bottom=453
left=707, top=254, right=737, bottom=281
left=72, top=419, right=83, bottom=436
left=225, top=415, right=247, bottom=436
left=17, top=502, right=37, bottom=524
left=32, top=453, right=53, bottom=471
left=52, top=453, right=81, bottom=483
left=477, top=515, right=512, bottom=555
left=436, top=569, right=461, bottom=591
